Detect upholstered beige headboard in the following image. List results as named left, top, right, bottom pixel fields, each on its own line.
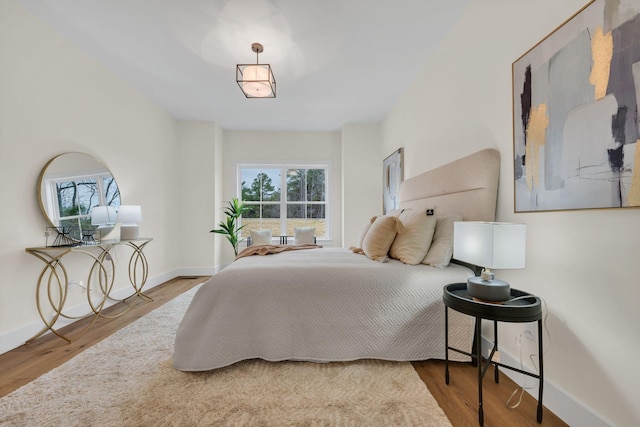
left=398, top=148, right=500, bottom=222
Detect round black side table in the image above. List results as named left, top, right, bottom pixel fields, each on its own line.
left=443, top=283, right=543, bottom=426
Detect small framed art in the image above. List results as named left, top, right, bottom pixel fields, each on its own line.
left=383, top=148, right=404, bottom=214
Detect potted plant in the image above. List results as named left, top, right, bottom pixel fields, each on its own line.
left=211, top=198, right=248, bottom=256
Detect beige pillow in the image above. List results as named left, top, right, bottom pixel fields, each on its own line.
left=389, top=209, right=437, bottom=265
left=358, top=210, right=403, bottom=247
left=250, top=229, right=272, bottom=246
left=422, top=214, right=463, bottom=268
left=362, top=216, right=405, bottom=262
left=294, top=227, right=315, bottom=244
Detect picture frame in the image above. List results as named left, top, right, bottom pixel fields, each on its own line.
left=512, top=0, right=640, bottom=212
left=383, top=148, right=403, bottom=214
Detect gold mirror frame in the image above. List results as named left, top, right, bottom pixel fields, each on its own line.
left=37, top=152, right=121, bottom=227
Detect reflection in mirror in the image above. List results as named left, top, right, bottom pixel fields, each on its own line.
left=38, top=153, right=121, bottom=236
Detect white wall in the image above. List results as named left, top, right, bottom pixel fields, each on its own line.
left=0, top=1, right=183, bottom=351
left=341, top=124, right=382, bottom=248
left=221, top=130, right=342, bottom=264
left=382, top=0, right=639, bottom=425
left=176, top=121, right=222, bottom=274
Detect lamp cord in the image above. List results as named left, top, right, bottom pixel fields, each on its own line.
left=506, top=297, right=550, bottom=409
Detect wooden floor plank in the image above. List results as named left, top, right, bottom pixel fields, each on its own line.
left=1, top=276, right=568, bottom=426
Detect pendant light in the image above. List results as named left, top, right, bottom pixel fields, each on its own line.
left=236, top=43, right=276, bottom=98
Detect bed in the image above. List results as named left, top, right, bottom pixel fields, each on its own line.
left=173, top=148, right=500, bottom=371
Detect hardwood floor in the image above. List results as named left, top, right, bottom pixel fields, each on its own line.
left=0, top=276, right=567, bottom=426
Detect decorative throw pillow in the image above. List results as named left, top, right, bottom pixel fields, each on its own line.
left=357, top=216, right=378, bottom=247
left=422, top=213, right=463, bottom=268
left=362, top=215, right=405, bottom=262
left=294, top=227, right=316, bottom=244
left=358, top=210, right=402, bottom=247
left=389, top=208, right=437, bottom=265
left=250, top=229, right=272, bottom=246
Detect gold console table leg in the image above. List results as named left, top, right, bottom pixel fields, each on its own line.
left=25, top=238, right=153, bottom=343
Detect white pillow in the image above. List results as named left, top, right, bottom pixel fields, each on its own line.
left=250, top=229, right=272, bottom=246
left=422, top=214, right=463, bottom=268
left=389, top=208, right=437, bottom=265
left=294, top=227, right=316, bottom=245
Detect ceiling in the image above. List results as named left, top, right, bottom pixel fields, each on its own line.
left=19, top=0, right=470, bottom=132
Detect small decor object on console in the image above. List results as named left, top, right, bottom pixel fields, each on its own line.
left=46, top=226, right=81, bottom=247
left=118, top=205, right=142, bottom=240
left=453, top=222, right=526, bottom=302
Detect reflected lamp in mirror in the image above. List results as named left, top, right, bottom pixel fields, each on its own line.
left=91, top=206, right=116, bottom=239
left=118, top=205, right=142, bottom=240
left=453, top=222, right=526, bottom=302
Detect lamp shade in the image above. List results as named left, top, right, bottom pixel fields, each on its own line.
left=117, top=205, right=142, bottom=225
left=241, top=65, right=273, bottom=97
left=91, top=206, right=116, bottom=225
left=453, top=222, right=526, bottom=269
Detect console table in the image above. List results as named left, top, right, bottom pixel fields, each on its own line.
left=24, top=238, right=152, bottom=343
left=443, top=282, right=543, bottom=426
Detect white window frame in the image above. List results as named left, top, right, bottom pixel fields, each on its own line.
left=237, top=162, right=331, bottom=240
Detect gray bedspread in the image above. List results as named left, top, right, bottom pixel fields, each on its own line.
left=173, top=247, right=474, bottom=371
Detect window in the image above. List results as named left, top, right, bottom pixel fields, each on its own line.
left=45, top=173, right=120, bottom=231
left=238, top=164, right=328, bottom=239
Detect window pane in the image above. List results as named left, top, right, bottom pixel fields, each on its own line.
left=243, top=203, right=261, bottom=219
left=306, top=169, right=325, bottom=201
left=285, top=219, right=327, bottom=238
left=307, top=204, right=325, bottom=219
left=286, top=203, right=304, bottom=218
left=260, top=169, right=281, bottom=201
left=56, top=179, right=98, bottom=217
left=262, top=204, right=280, bottom=218
left=286, top=169, right=305, bottom=201
left=103, top=176, right=121, bottom=208
left=241, top=168, right=262, bottom=201
left=242, top=168, right=281, bottom=202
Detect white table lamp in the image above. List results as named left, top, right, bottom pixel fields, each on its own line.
left=453, top=222, right=526, bottom=302
left=90, top=205, right=117, bottom=239
left=118, top=205, right=142, bottom=240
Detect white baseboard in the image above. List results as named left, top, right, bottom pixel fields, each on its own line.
left=0, top=267, right=218, bottom=356
left=480, top=336, right=613, bottom=427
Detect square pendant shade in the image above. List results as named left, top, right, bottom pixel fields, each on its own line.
left=236, top=63, right=276, bottom=98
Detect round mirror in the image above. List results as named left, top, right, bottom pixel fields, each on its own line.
left=38, top=153, right=121, bottom=231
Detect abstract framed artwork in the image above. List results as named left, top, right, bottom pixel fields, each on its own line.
left=513, top=0, right=640, bottom=212
left=383, top=148, right=403, bottom=214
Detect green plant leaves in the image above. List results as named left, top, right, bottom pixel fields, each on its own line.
left=210, top=198, right=248, bottom=256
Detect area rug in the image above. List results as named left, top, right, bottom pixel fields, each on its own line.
left=0, top=285, right=452, bottom=427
